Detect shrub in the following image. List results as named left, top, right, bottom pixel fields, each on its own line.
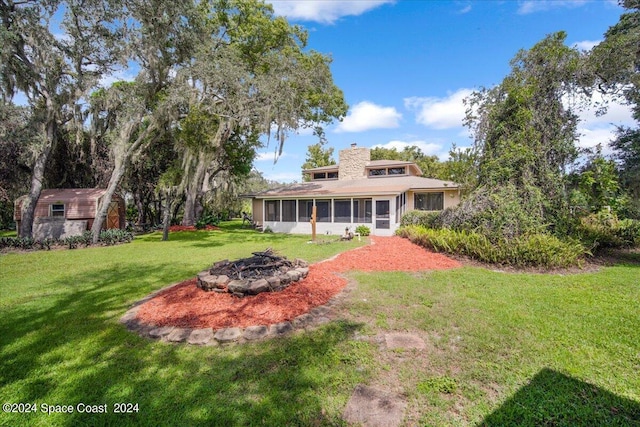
left=437, top=184, right=548, bottom=242
left=355, top=225, right=371, bottom=236
left=577, top=210, right=640, bottom=251
left=400, top=210, right=441, bottom=228
left=196, top=212, right=220, bottom=229
left=0, top=229, right=134, bottom=251
left=397, top=225, right=586, bottom=268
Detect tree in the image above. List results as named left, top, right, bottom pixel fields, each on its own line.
left=463, top=32, right=585, bottom=234
left=440, top=144, right=478, bottom=192
left=589, top=1, right=640, bottom=217
left=89, top=0, right=207, bottom=241
left=611, top=127, right=640, bottom=216
left=589, top=0, right=640, bottom=120
left=370, top=145, right=444, bottom=178
left=568, top=145, right=628, bottom=215
left=0, top=0, right=125, bottom=237
left=301, top=137, right=335, bottom=180
left=90, top=0, right=347, bottom=236
left=0, top=102, right=35, bottom=227
left=177, top=106, right=259, bottom=226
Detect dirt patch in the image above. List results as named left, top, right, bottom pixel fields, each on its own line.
left=343, top=384, right=407, bottom=427
left=133, top=236, right=461, bottom=329
left=384, top=332, right=427, bottom=350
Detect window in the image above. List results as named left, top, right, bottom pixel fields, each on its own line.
left=353, top=198, right=372, bottom=223
left=315, top=200, right=331, bottom=222
left=282, top=200, right=296, bottom=222
left=414, top=192, right=444, bottom=211
left=265, top=200, right=280, bottom=221
left=334, top=200, right=351, bottom=223
left=368, top=168, right=386, bottom=177
left=298, top=199, right=314, bottom=222
left=312, top=171, right=338, bottom=180
left=50, top=203, right=65, bottom=217
left=388, top=167, right=406, bottom=175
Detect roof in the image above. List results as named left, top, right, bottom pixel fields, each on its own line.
left=14, top=188, right=121, bottom=221
left=16, top=188, right=110, bottom=202
left=250, top=176, right=459, bottom=198
left=304, top=159, right=423, bottom=176
left=303, top=164, right=339, bottom=173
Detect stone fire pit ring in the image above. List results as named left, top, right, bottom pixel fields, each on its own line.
left=196, top=249, right=310, bottom=297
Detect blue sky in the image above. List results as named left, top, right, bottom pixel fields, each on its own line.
left=255, top=0, right=635, bottom=182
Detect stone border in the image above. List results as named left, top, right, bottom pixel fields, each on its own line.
left=119, top=279, right=352, bottom=346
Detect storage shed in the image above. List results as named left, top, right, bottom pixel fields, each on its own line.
left=14, top=188, right=125, bottom=240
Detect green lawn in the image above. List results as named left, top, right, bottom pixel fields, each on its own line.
left=1, top=224, right=639, bottom=426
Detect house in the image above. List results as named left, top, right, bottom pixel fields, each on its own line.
left=14, top=188, right=125, bottom=240
left=249, top=144, right=461, bottom=236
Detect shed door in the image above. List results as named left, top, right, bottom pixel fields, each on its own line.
left=106, top=202, right=119, bottom=229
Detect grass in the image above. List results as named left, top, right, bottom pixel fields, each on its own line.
left=1, top=222, right=639, bottom=426
left=345, top=266, right=640, bottom=425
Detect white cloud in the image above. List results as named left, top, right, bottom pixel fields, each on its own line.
left=459, top=4, right=472, bottom=14
left=255, top=151, right=290, bottom=162
left=404, top=88, right=473, bottom=130
left=576, top=126, right=616, bottom=151
left=335, top=101, right=402, bottom=133
left=269, top=1, right=394, bottom=24
left=573, top=39, right=600, bottom=52
left=577, top=95, right=634, bottom=127
left=517, top=0, right=588, bottom=15
left=570, top=91, right=635, bottom=151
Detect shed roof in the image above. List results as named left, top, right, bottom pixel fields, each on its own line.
left=27, top=188, right=110, bottom=202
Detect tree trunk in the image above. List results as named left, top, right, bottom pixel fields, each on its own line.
left=162, top=194, right=172, bottom=241
left=19, top=120, right=56, bottom=238
left=91, top=157, right=127, bottom=243
left=135, top=197, right=145, bottom=226
left=182, top=152, right=209, bottom=226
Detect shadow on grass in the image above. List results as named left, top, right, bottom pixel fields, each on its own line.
left=0, top=261, right=366, bottom=426
left=479, top=368, right=640, bottom=426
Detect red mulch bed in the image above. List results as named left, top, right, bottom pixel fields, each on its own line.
left=134, top=236, right=461, bottom=329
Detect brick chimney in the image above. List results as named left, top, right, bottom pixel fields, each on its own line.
left=338, top=143, right=370, bottom=180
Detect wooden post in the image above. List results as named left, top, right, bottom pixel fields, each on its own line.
left=311, top=205, right=317, bottom=242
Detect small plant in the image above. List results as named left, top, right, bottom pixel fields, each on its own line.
left=417, top=376, right=457, bottom=394
left=195, top=212, right=220, bottom=229
left=355, top=225, right=370, bottom=236
left=99, top=229, right=134, bottom=245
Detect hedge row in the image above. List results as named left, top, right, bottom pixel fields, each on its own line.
left=0, top=229, right=134, bottom=251
left=396, top=225, right=586, bottom=268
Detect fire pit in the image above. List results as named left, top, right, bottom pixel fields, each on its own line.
left=196, top=248, right=309, bottom=297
